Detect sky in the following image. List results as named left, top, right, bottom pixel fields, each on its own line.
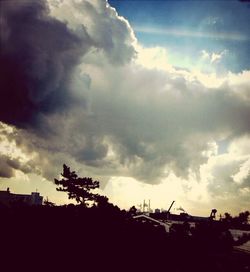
left=0, top=0, right=250, bottom=216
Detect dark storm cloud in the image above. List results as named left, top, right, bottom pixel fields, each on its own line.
left=73, top=140, right=108, bottom=165
left=0, top=0, right=92, bottom=128
left=0, top=154, right=36, bottom=178
left=0, top=155, right=14, bottom=178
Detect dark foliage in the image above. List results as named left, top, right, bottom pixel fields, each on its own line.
left=221, top=211, right=250, bottom=230
left=1, top=204, right=249, bottom=272
left=55, top=164, right=100, bottom=206
left=1, top=166, right=249, bottom=271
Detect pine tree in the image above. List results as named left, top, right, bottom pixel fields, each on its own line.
left=55, top=164, right=99, bottom=206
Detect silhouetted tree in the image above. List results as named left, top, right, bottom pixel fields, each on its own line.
left=232, top=210, right=250, bottom=227
left=55, top=164, right=99, bottom=207
left=128, top=206, right=137, bottom=216
left=222, top=211, right=250, bottom=228
left=223, top=212, right=233, bottom=224
left=44, top=197, right=55, bottom=207
left=236, top=210, right=249, bottom=225
left=95, top=194, right=109, bottom=208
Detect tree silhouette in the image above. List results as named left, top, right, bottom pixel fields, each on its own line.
left=128, top=206, right=137, bottom=216
left=43, top=197, right=55, bottom=207
left=223, top=212, right=233, bottom=224
left=222, top=211, right=250, bottom=228
left=55, top=164, right=99, bottom=206
left=237, top=211, right=250, bottom=225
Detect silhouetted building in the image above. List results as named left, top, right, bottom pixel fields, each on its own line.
left=133, top=214, right=171, bottom=232
left=0, top=188, right=43, bottom=207
left=150, top=211, right=209, bottom=223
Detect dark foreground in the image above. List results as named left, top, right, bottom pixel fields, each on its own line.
left=1, top=205, right=249, bottom=272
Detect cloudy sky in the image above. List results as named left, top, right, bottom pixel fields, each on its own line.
left=0, top=0, right=250, bottom=216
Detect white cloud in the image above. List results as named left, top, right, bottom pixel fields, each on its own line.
left=199, top=136, right=250, bottom=211
left=48, top=0, right=137, bottom=65
left=232, top=159, right=250, bottom=184
left=201, top=49, right=227, bottom=64
left=135, top=45, right=172, bottom=72
left=201, top=50, right=210, bottom=60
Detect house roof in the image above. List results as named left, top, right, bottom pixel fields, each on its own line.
left=133, top=214, right=171, bottom=232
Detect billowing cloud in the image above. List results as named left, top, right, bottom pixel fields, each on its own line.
left=0, top=155, right=15, bottom=178
left=199, top=136, right=250, bottom=212
left=0, top=0, right=92, bottom=128
left=49, top=0, right=136, bottom=65
left=0, top=155, right=37, bottom=178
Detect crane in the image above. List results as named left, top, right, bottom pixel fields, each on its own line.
left=167, top=200, right=175, bottom=213
left=165, top=200, right=175, bottom=219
